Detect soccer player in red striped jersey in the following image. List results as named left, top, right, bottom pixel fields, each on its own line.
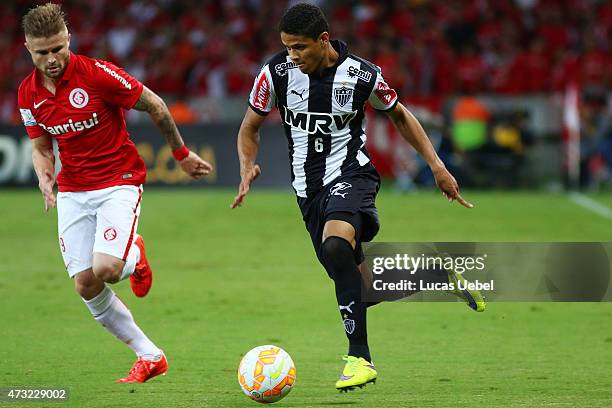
left=17, top=3, right=212, bottom=383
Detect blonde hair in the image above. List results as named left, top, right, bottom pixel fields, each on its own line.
left=22, top=3, right=67, bottom=38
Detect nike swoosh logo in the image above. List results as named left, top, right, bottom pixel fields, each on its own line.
left=270, top=358, right=285, bottom=380
left=34, top=99, right=48, bottom=109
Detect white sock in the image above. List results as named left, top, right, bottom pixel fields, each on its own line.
left=119, top=243, right=141, bottom=281
left=83, top=286, right=161, bottom=360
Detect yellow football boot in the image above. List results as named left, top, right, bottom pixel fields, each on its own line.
left=335, top=355, right=377, bottom=392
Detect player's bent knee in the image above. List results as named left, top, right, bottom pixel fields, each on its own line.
left=74, top=270, right=105, bottom=300
left=321, top=236, right=354, bottom=270
left=92, top=253, right=125, bottom=283
left=322, top=219, right=356, bottom=245
left=92, top=262, right=122, bottom=283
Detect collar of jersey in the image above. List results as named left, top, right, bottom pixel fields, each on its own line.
left=330, top=40, right=348, bottom=62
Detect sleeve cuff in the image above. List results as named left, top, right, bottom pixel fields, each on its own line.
left=248, top=102, right=270, bottom=117
left=26, top=127, right=45, bottom=139
left=374, top=98, right=399, bottom=113
left=127, top=82, right=144, bottom=110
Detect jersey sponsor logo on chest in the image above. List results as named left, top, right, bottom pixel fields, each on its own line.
left=283, top=108, right=357, bottom=134
left=275, top=61, right=298, bottom=76
left=38, top=112, right=100, bottom=135
left=347, top=66, right=372, bottom=82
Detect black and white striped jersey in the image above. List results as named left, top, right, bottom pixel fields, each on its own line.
left=248, top=40, right=398, bottom=198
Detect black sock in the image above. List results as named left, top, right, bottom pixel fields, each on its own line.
left=348, top=344, right=371, bottom=361
left=321, top=236, right=371, bottom=362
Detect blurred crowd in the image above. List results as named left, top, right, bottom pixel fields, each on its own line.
left=0, top=0, right=612, bottom=121
left=1, top=0, right=610, bottom=188
left=3, top=1, right=610, bottom=107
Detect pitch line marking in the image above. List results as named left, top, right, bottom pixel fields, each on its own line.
left=569, top=192, right=612, bottom=220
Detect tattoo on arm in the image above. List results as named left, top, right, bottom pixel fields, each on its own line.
left=133, top=86, right=184, bottom=150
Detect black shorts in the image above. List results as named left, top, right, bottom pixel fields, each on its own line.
left=297, top=166, right=381, bottom=274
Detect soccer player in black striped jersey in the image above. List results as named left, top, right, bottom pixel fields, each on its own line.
left=232, top=3, right=480, bottom=392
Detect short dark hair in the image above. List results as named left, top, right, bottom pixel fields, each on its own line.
left=22, top=2, right=67, bottom=38
left=279, top=3, right=329, bottom=40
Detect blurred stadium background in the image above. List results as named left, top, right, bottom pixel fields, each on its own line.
left=0, top=0, right=610, bottom=191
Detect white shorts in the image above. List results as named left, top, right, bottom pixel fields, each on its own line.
left=57, top=185, right=142, bottom=277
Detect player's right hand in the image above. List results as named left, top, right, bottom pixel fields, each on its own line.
left=39, top=168, right=56, bottom=212
left=179, top=151, right=213, bottom=179
left=231, top=164, right=261, bottom=209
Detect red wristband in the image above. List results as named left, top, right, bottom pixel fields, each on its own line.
left=172, top=145, right=190, bottom=161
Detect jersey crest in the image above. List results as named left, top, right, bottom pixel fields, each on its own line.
left=334, top=86, right=353, bottom=107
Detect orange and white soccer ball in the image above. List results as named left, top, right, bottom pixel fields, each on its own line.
left=237, top=345, right=297, bottom=403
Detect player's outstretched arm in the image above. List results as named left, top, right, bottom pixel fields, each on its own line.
left=132, top=86, right=213, bottom=179
left=386, top=102, right=473, bottom=208
left=231, top=107, right=267, bottom=209
left=31, top=135, right=56, bottom=212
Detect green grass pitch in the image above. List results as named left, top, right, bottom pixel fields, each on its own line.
left=1, top=189, right=611, bottom=407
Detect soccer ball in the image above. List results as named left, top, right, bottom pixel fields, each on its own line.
left=237, top=345, right=296, bottom=403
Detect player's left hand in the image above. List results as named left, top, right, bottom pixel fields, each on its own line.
left=179, top=151, right=213, bottom=179
left=432, top=166, right=473, bottom=208
left=39, top=168, right=56, bottom=212
left=231, top=164, right=261, bottom=209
